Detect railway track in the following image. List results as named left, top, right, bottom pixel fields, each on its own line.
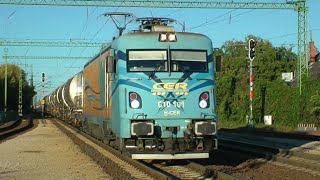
left=54, top=118, right=239, bottom=180
left=141, top=159, right=239, bottom=180
left=53, top=118, right=162, bottom=179
left=0, top=117, right=33, bottom=142
left=219, top=134, right=320, bottom=176
left=220, top=128, right=320, bottom=141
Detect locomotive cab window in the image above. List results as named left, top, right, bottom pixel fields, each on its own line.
left=107, top=56, right=114, bottom=73
left=107, top=48, right=116, bottom=73
left=171, top=50, right=207, bottom=72
left=127, top=50, right=167, bottom=72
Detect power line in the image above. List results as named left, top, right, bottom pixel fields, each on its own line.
left=80, top=7, right=98, bottom=39
left=188, top=0, right=258, bottom=31
left=268, top=28, right=320, bottom=40
left=193, top=9, right=256, bottom=32
left=32, top=66, right=80, bottom=69
left=57, top=7, right=120, bottom=84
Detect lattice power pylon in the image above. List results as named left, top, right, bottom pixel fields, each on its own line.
left=0, top=0, right=308, bottom=94
left=3, top=56, right=92, bottom=60
left=0, top=41, right=107, bottom=48
left=18, top=67, right=23, bottom=116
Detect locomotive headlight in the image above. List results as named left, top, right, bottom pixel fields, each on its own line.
left=159, top=33, right=167, bottom=42
left=199, top=92, right=210, bottom=108
left=129, top=92, right=142, bottom=109
left=168, top=33, right=177, bottom=42
left=159, top=33, right=177, bottom=42
left=131, top=99, right=140, bottom=109
left=199, top=100, right=207, bottom=109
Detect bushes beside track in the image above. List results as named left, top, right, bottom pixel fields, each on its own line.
left=216, top=35, right=320, bottom=130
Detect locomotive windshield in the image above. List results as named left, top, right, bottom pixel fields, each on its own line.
left=171, top=50, right=207, bottom=72
left=128, top=50, right=167, bottom=72
left=127, top=49, right=207, bottom=72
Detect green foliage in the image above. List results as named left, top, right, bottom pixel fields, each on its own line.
left=310, top=93, right=320, bottom=117
left=216, top=35, right=320, bottom=130
left=305, top=83, right=320, bottom=126
left=0, top=64, right=36, bottom=112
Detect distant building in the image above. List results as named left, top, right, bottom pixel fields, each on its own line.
left=309, top=31, right=319, bottom=64
left=308, top=32, right=320, bottom=80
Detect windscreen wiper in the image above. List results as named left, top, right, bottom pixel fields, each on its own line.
left=173, top=62, right=192, bottom=80
left=148, top=60, right=166, bottom=80
left=172, top=61, right=187, bottom=73
left=178, top=64, right=188, bottom=73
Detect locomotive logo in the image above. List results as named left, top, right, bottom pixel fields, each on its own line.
left=152, top=82, right=188, bottom=96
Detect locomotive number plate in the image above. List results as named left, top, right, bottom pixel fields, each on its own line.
left=157, top=101, right=185, bottom=108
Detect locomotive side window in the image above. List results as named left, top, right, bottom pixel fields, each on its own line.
left=107, top=49, right=115, bottom=73
left=107, top=56, right=114, bottom=73
left=171, top=50, right=208, bottom=72
left=128, top=50, right=167, bottom=72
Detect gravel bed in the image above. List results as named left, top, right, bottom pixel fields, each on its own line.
left=200, top=150, right=320, bottom=180
left=4, top=117, right=317, bottom=179
left=0, top=119, right=112, bottom=180
left=52, top=119, right=137, bottom=180
left=0, top=118, right=35, bottom=143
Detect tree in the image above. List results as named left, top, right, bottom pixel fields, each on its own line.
left=309, top=91, right=320, bottom=126
left=0, top=64, right=36, bottom=112
left=216, top=35, right=300, bottom=128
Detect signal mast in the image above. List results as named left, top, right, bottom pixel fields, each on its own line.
left=248, top=39, right=256, bottom=127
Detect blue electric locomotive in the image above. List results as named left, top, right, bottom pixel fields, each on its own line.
left=46, top=17, right=218, bottom=160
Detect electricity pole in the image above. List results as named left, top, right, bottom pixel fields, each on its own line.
left=30, top=64, right=34, bottom=110
left=18, top=67, right=23, bottom=116
left=4, top=48, right=8, bottom=113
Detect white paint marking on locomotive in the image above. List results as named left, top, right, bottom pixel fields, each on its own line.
left=164, top=110, right=181, bottom=116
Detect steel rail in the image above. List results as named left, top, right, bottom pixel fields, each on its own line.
left=55, top=118, right=240, bottom=180
left=186, top=161, right=241, bottom=180
left=0, top=118, right=33, bottom=141
left=219, top=128, right=320, bottom=141
left=55, top=119, right=170, bottom=180
left=219, top=137, right=320, bottom=173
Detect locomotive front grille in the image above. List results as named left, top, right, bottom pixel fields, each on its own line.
left=131, top=122, right=154, bottom=136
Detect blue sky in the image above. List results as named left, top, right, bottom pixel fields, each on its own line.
left=0, top=0, right=319, bottom=101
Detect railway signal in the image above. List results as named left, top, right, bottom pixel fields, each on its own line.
left=41, top=72, right=45, bottom=118
left=248, top=39, right=256, bottom=61
left=247, top=39, right=256, bottom=127
left=41, top=72, right=45, bottom=82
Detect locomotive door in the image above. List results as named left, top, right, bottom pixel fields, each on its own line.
left=104, top=48, right=115, bottom=132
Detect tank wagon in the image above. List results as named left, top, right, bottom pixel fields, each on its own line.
left=45, top=17, right=218, bottom=160
left=45, top=72, right=83, bottom=124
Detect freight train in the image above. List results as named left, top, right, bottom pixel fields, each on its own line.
left=44, top=17, right=218, bottom=160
